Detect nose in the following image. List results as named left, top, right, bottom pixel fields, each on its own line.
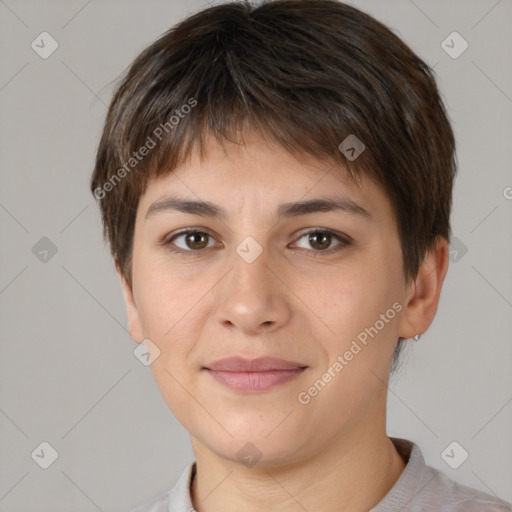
left=214, top=244, right=292, bottom=336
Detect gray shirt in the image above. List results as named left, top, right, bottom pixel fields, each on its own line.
left=132, top=438, right=511, bottom=511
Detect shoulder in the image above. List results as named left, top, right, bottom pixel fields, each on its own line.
left=130, top=461, right=196, bottom=512
left=418, top=465, right=512, bottom=511
left=377, top=438, right=511, bottom=512
left=131, top=489, right=174, bottom=512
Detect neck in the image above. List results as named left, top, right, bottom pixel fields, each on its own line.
left=190, top=426, right=406, bottom=512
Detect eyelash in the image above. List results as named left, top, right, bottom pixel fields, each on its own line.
left=161, top=227, right=352, bottom=257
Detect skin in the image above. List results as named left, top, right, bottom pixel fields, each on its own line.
left=118, top=131, right=449, bottom=512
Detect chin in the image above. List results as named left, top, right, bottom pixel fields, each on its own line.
left=196, top=424, right=311, bottom=469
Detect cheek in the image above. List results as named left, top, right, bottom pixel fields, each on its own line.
left=134, top=245, right=191, bottom=326
left=315, top=259, right=402, bottom=354
left=132, top=263, right=198, bottom=364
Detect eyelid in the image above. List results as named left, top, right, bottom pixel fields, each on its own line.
left=291, top=228, right=352, bottom=253
left=293, top=227, right=352, bottom=244
left=161, top=227, right=221, bottom=251
left=161, top=227, right=352, bottom=255
left=162, top=226, right=214, bottom=243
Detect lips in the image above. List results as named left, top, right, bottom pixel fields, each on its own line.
left=204, top=356, right=307, bottom=372
left=203, top=356, right=308, bottom=392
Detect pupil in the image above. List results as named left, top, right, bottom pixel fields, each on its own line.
left=311, top=232, right=330, bottom=250
left=188, top=232, right=207, bottom=249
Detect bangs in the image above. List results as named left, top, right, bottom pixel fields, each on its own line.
left=92, top=0, right=455, bottom=293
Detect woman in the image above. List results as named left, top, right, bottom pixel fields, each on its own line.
left=91, top=1, right=511, bottom=510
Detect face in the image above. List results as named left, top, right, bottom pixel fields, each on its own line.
left=120, top=132, right=424, bottom=467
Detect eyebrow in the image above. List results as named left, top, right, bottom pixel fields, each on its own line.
left=145, top=195, right=371, bottom=221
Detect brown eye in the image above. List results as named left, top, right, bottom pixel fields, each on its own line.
left=166, top=230, right=216, bottom=253
left=308, top=231, right=332, bottom=250
left=184, top=232, right=209, bottom=250
left=293, top=229, right=350, bottom=254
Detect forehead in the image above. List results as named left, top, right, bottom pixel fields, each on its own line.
left=138, top=132, right=393, bottom=224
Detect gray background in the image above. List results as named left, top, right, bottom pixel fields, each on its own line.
left=0, top=0, right=511, bottom=510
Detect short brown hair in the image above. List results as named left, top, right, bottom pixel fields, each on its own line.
left=91, top=0, right=456, bottom=367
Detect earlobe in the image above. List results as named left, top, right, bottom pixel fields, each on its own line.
left=115, top=260, right=144, bottom=344
left=398, top=237, right=450, bottom=340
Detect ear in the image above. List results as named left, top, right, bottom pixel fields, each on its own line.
left=398, top=237, right=450, bottom=339
left=115, top=260, right=144, bottom=344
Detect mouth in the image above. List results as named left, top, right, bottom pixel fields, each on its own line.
left=203, top=356, right=308, bottom=393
